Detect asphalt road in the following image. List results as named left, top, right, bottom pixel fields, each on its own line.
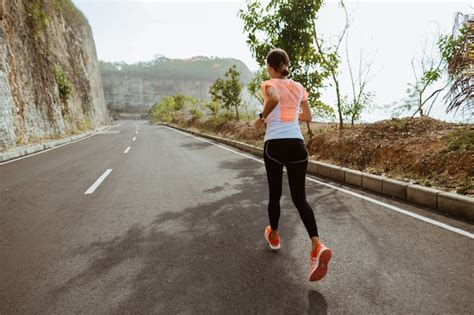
left=0, top=120, right=473, bottom=314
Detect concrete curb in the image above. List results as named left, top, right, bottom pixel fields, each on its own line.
left=0, top=125, right=112, bottom=163
left=162, top=123, right=474, bottom=221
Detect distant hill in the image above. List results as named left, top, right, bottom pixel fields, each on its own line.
left=100, top=56, right=255, bottom=113
left=100, top=56, right=253, bottom=82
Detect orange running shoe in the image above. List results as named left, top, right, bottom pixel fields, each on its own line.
left=309, top=243, right=332, bottom=281
left=264, top=226, right=281, bottom=250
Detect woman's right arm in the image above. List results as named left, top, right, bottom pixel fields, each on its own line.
left=262, top=85, right=280, bottom=118
left=255, top=85, right=279, bottom=129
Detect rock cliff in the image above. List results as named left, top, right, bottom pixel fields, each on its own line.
left=102, top=75, right=216, bottom=112
left=100, top=57, right=256, bottom=113
left=0, top=0, right=109, bottom=149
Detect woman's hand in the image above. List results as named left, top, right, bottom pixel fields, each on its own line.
left=255, top=118, right=266, bottom=129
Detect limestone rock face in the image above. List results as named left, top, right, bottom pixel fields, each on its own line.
left=102, top=75, right=215, bottom=111
left=99, top=58, right=258, bottom=113
left=0, top=0, right=109, bottom=149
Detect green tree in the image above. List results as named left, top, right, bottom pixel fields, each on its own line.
left=311, top=0, right=351, bottom=129
left=173, top=94, right=199, bottom=118
left=149, top=94, right=201, bottom=123
left=239, top=0, right=334, bottom=135
left=343, top=17, right=375, bottom=126
left=247, top=68, right=269, bottom=105
left=401, top=52, right=444, bottom=117
left=149, top=96, right=176, bottom=123
left=342, top=91, right=374, bottom=126
left=209, top=65, right=243, bottom=121
left=438, top=13, right=472, bottom=117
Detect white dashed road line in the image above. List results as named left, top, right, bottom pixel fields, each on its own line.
left=133, top=137, right=136, bottom=142
left=124, top=146, right=131, bottom=154
left=84, top=169, right=113, bottom=195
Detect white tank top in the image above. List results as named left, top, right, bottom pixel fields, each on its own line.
left=261, top=78, right=308, bottom=141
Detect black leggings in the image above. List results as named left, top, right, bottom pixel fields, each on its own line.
left=264, top=139, right=319, bottom=238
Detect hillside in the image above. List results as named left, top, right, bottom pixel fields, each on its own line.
left=100, top=57, right=255, bottom=113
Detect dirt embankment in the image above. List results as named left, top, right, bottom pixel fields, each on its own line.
left=172, top=116, right=473, bottom=196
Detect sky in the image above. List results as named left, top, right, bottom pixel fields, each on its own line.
left=72, top=0, right=473, bottom=122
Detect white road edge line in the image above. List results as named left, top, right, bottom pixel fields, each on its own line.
left=124, top=146, right=131, bottom=154
left=135, top=131, right=138, bottom=135
left=85, top=169, right=113, bottom=195
left=132, top=137, right=136, bottom=142
left=166, top=126, right=474, bottom=240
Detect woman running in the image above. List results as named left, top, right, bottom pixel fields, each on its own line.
left=255, top=48, right=332, bottom=281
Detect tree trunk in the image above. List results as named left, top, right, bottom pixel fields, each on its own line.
left=235, top=107, right=239, bottom=121
left=306, top=121, right=313, bottom=137
left=334, top=75, right=344, bottom=130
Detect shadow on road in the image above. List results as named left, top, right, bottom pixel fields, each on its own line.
left=47, top=155, right=331, bottom=313
left=307, top=290, right=328, bottom=315
left=179, top=141, right=213, bottom=150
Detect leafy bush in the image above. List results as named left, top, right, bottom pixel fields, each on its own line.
left=202, top=112, right=234, bottom=130
left=456, top=179, right=473, bottom=195
left=53, top=65, right=73, bottom=116
left=27, top=1, right=49, bottom=41
left=52, top=0, right=86, bottom=23
left=354, top=146, right=376, bottom=170
left=388, top=118, right=408, bottom=130
left=53, top=0, right=75, bottom=11
left=189, top=108, right=203, bottom=120
left=149, top=96, right=176, bottom=123
left=415, top=178, right=433, bottom=187
left=238, top=111, right=257, bottom=121
left=447, top=128, right=473, bottom=152
left=205, top=101, right=219, bottom=117
left=149, top=94, right=204, bottom=123
left=78, top=119, right=92, bottom=131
